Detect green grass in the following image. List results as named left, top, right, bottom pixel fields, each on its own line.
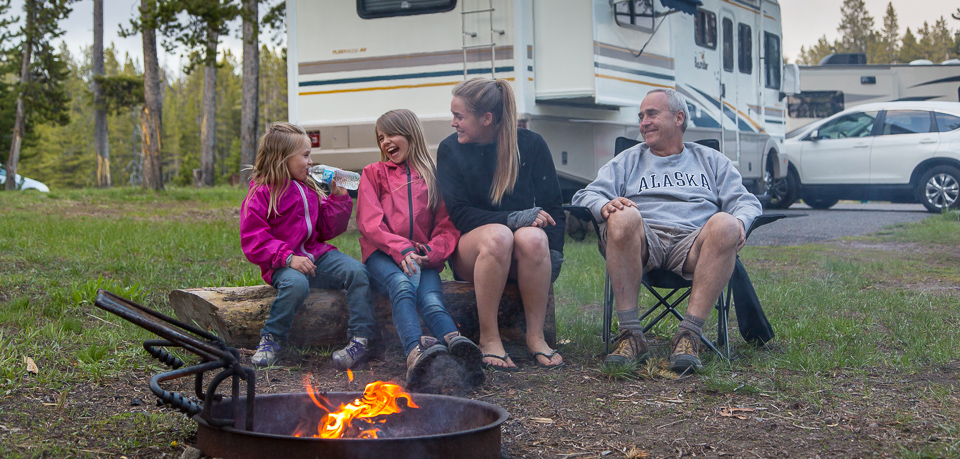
left=1, top=187, right=959, bottom=455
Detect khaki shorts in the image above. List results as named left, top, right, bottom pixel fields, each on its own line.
left=599, top=220, right=702, bottom=281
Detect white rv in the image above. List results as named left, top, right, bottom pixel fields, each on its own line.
left=787, top=57, right=960, bottom=132
left=285, top=0, right=797, bottom=199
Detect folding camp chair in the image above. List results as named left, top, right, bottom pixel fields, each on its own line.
left=565, top=137, right=793, bottom=360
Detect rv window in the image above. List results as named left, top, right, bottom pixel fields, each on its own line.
left=764, top=32, right=781, bottom=89
left=722, top=18, right=733, bottom=72
left=614, top=0, right=655, bottom=31
left=935, top=112, right=960, bottom=132
left=738, top=24, right=752, bottom=74
left=694, top=10, right=717, bottom=49
left=357, top=0, right=456, bottom=19
left=787, top=91, right=844, bottom=119
left=880, top=110, right=933, bottom=135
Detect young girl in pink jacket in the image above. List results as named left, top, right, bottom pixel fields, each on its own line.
left=241, top=122, right=376, bottom=369
left=357, top=109, right=484, bottom=388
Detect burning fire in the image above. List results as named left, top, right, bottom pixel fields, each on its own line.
left=294, top=374, right=418, bottom=439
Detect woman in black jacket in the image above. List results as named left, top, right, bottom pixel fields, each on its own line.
left=437, top=77, right=565, bottom=370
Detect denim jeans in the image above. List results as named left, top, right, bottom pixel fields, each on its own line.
left=262, top=250, right=377, bottom=341
left=365, top=250, right=456, bottom=355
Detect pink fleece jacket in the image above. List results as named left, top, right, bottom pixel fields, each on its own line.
left=357, top=161, right=459, bottom=271
left=240, top=180, right=353, bottom=284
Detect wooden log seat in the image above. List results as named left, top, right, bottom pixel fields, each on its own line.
left=168, top=282, right=555, bottom=349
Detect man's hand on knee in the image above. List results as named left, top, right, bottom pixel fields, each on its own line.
left=601, top=197, right=637, bottom=220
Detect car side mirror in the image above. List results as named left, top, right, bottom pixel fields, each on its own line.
left=807, top=129, right=820, bottom=141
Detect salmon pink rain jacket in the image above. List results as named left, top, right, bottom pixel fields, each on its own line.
left=357, top=161, right=459, bottom=271
left=241, top=179, right=353, bottom=284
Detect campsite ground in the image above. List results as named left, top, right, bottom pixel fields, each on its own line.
left=0, top=188, right=957, bottom=458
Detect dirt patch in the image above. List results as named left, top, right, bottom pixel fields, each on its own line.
left=2, top=337, right=957, bottom=458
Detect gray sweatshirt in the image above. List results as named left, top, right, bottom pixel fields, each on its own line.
left=571, top=142, right=762, bottom=232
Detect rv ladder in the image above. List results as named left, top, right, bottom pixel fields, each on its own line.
left=461, top=0, right=503, bottom=79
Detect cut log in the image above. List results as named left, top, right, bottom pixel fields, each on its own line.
left=169, top=282, right=554, bottom=349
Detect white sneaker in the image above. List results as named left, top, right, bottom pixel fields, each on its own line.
left=251, top=333, right=281, bottom=367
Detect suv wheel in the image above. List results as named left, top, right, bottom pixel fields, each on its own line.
left=916, top=166, right=960, bottom=213
left=764, top=169, right=798, bottom=209
left=802, top=196, right=840, bottom=210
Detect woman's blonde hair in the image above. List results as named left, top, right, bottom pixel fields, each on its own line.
left=375, top=109, right=441, bottom=211
left=243, top=122, right=325, bottom=218
left=452, top=78, right=518, bottom=206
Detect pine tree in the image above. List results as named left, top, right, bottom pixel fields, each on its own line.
left=156, top=0, right=240, bottom=187
left=899, top=27, right=924, bottom=62
left=4, top=0, right=73, bottom=191
left=797, top=36, right=838, bottom=65
left=837, top=0, right=876, bottom=55
left=240, top=0, right=258, bottom=186
left=927, top=17, right=956, bottom=62
left=876, top=2, right=899, bottom=64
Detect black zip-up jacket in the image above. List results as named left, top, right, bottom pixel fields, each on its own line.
left=437, top=129, right=565, bottom=254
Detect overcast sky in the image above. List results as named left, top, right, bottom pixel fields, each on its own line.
left=9, top=0, right=960, bottom=70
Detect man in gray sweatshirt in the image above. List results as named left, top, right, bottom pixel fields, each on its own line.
left=571, top=88, right=762, bottom=374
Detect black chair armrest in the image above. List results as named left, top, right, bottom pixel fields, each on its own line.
left=745, top=212, right=806, bottom=239
left=563, top=205, right=602, bottom=239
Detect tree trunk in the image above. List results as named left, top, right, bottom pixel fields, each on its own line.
left=5, top=0, right=35, bottom=192
left=240, top=0, right=259, bottom=187
left=140, top=0, right=163, bottom=191
left=199, top=26, right=218, bottom=187
left=93, top=0, right=111, bottom=188
left=168, top=283, right=556, bottom=350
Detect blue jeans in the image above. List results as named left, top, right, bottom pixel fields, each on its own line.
left=262, top=250, right=377, bottom=341
left=365, top=250, right=456, bottom=355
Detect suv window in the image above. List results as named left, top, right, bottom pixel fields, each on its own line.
left=615, top=0, right=655, bottom=31
left=880, top=110, right=932, bottom=135
left=357, top=0, right=456, bottom=19
left=738, top=23, right=752, bottom=74
left=814, top=111, right=878, bottom=139
left=935, top=112, right=960, bottom=132
left=694, top=10, right=717, bottom=49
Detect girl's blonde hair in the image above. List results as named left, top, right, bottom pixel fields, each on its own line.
left=452, top=78, right=519, bottom=206
left=243, top=122, right=325, bottom=218
left=375, top=109, right=441, bottom=211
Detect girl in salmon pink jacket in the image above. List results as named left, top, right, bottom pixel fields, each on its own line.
left=241, top=122, right=376, bottom=370
left=358, top=109, right=484, bottom=389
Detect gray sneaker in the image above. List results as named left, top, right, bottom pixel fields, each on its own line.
left=604, top=329, right=650, bottom=366
left=332, top=336, right=370, bottom=370
left=252, top=333, right=282, bottom=367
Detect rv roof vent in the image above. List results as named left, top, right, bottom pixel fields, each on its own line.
left=941, top=59, right=960, bottom=65
left=818, top=53, right=866, bottom=66
left=909, top=59, right=934, bottom=65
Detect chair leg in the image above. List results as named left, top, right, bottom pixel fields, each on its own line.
left=602, top=273, right=614, bottom=355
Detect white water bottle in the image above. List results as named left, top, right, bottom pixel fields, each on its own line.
left=309, top=165, right=361, bottom=190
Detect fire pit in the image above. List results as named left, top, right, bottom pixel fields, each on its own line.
left=94, top=290, right=509, bottom=459
left=196, top=392, right=507, bottom=458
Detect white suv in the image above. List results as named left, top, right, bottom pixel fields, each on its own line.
left=770, top=101, right=960, bottom=213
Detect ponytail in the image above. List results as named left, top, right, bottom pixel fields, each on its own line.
left=452, top=78, right=519, bottom=205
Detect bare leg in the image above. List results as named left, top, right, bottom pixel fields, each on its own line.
left=604, top=208, right=648, bottom=314
left=510, top=227, right=562, bottom=366
left=683, top=213, right=741, bottom=320
left=450, top=224, right=516, bottom=369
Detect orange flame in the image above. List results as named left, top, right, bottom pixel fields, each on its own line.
left=347, top=369, right=353, bottom=382
left=296, top=374, right=417, bottom=439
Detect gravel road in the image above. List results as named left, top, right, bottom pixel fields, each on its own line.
left=747, top=202, right=934, bottom=247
